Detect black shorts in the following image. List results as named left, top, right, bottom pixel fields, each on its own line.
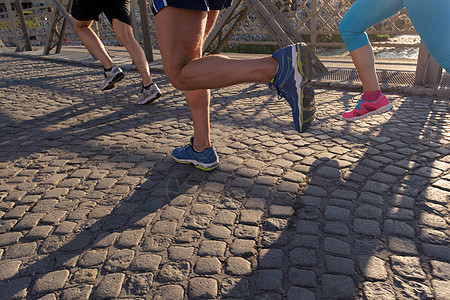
left=71, top=0, right=132, bottom=25
left=152, top=0, right=233, bottom=15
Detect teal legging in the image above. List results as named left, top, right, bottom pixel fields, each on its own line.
left=339, top=0, right=450, bottom=72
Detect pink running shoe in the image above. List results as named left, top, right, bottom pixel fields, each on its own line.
left=343, top=94, right=392, bottom=120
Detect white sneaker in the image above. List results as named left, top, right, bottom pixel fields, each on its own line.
left=99, top=65, right=125, bottom=91
left=136, top=83, right=161, bottom=105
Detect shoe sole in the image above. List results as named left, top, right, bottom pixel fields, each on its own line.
left=101, top=72, right=125, bottom=91
left=293, top=44, right=314, bottom=133
left=173, top=158, right=220, bottom=171
left=343, top=103, right=393, bottom=121
left=136, top=92, right=162, bottom=105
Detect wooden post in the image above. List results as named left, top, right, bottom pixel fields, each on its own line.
left=212, top=6, right=250, bottom=54
left=310, top=0, right=317, bottom=51
left=5, top=0, right=21, bottom=51
left=137, top=0, right=153, bottom=62
left=261, top=0, right=327, bottom=73
left=51, top=0, right=74, bottom=28
left=44, top=0, right=73, bottom=55
left=14, top=0, right=32, bottom=51
left=414, top=41, right=442, bottom=86
left=130, top=0, right=140, bottom=42
left=245, top=0, right=293, bottom=46
left=203, top=0, right=246, bottom=54
left=55, top=0, right=72, bottom=53
left=44, top=3, right=60, bottom=54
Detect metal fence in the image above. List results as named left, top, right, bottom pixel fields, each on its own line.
left=0, top=0, right=418, bottom=50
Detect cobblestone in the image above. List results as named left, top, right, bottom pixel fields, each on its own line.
left=321, top=274, right=356, bottom=299
left=289, top=248, right=317, bottom=267
left=384, top=219, right=415, bottom=238
left=230, top=238, right=256, bottom=256
left=194, top=257, right=222, bottom=275
left=362, top=282, right=395, bottom=299
left=431, top=260, right=450, bottom=280
left=226, top=257, right=252, bottom=275
left=159, top=261, right=190, bottom=282
left=189, top=277, right=218, bottom=299
left=288, top=267, right=316, bottom=287
left=61, top=285, right=93, bottom=300
left=221, top=277, right=250, bottom=298
left=5, top=242, right=37, bottom=259
left=168, top=246, right=194, bottom=261
left=259, top=248, right=284, bottom=268
left=116, top=228, right=145, bottom=247
left=33, top=270, right=70, bottom=295
left=0, top=53, right=448, bottom=299
left=26, top=225, right=53, bottom=240
left=324, top=205, right=350, bottom=221
left=432, top=279, right=450, bottom=300
left=125, top=273, right=154, bottom=296
left=78, top=250, right=108, bottom=267
left=287, top=287, right=315, bottom=300
left=0, top=277, right=31, bottom=300
left=71, top=269, right=98, bottom=285
left=130, top=253, right=161, bottom=271
left=0, top=232, right=22, bottom=246
left=104, top=248, right=135, bottom=272
left=388, top=236, right=419, bottom=255
left=94, top=273, right=125, bottom=299
left=0, top=260, right=21, bottom=281
left=354, top=218, right=381, bottom=236
left=324, top=237, right=351, bottom=255
left=390, top=255, right=426, bottom=280
left=325, top=255, right=355, bottom=275
left=291, top=234, right=319, bottom=249
left=257, top=269, right=283, bottom=291
left=421, top=244, right=450, bottom=262
left=240, top=209, right=264, bottom=225
left=358, top=255, right=388, bottom=280
left=394, top=276, right=433, bottom=299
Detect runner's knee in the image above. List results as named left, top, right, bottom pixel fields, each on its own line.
left=167, top=73, right=191, bottom=91
left=72, top=18, right=90, bottom=32
left=339, top=15, right=370, bottom=52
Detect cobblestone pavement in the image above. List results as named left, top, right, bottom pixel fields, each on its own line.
left=0, top=55, right=449, bottom=300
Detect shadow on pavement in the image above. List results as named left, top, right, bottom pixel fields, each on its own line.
left=0, top=55, right=448, bottom=299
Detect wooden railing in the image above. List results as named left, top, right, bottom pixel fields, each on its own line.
left=0, top=0, right=419, bottom=50
left=229, top=0, right=417, bottom=49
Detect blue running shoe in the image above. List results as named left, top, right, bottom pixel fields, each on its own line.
left=270, top=43, right=315, bottom=133
left=173, top=137, right=220, bottom=171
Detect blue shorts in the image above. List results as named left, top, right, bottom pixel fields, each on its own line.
left=152, top=0, right=233, bottom=15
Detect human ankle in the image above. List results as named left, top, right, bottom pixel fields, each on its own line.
left=363, top=90, right=382, bottom=101
left=192, top=137, right=211, bottom=153
left=143, top=82, right=153, bottom=89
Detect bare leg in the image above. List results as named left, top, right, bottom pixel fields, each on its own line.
left=186, top=89, right=211, bottom=151
left=112, top=19, right=153, bottom=86
left=154, top=7, right=278, bottom=91
left=72, top=18, right=114, bottom=69
left=350, top=44, right=380, bottom=91
left=184, top=11, right=219, bottom=151
left=343, top=43, right=392, bottom=120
